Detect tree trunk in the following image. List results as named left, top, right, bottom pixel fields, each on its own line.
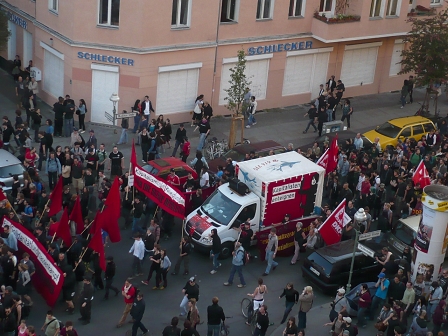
left=228, top=115, right=245, bottom=148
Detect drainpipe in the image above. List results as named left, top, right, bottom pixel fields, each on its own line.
left=210, top=0, right=222, bottom=107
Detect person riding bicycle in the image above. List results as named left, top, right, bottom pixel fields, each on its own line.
left=246, top=278, right=268, bottom=325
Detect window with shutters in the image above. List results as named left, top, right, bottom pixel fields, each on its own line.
left=98, top=0, right=120, bottom=26
left=172, top=0, right=191, bottom=28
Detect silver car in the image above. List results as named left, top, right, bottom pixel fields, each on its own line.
left=0, top=149, right=25, bottom=191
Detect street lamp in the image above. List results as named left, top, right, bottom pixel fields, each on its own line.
left=110, top=93, right=120, bottom=122
left=346, top=208, right=368, bottom=293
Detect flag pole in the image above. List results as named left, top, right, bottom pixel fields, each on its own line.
left=126, top=162, right=132, bottom=201
left=35, top=200, right=51, bottom=225
left=65, top=240, right=76, bottom=252
left=49, top=232, right=57, bottom=244
left=181, top=218, right=185, bottom=240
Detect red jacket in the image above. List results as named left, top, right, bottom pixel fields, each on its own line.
left=182, top=141, right=191, bottom=156
left=361, top=180, right=371, bottom=195
left=122, top=285, right=136, bottom=304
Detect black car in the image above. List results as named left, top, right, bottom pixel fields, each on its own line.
left=301, top=240, right=383, bottom=294
left=298, top=130, right=372, bottom=153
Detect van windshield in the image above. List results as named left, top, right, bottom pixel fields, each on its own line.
left=394, top=221, right=417, bottom=246
left=201, top=189, right=241, bottom=226
left=375, top=122, right=402, bottom=138
left=308, top=252, right=333, bottom=276
left=0, top=164, right=24, bottom=178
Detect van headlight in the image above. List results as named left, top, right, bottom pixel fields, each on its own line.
left=199, top=237, right=212, bottom=245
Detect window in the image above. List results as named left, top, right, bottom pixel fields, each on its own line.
left=221, top=0, right=240, bottom=22
left=319, top=0, right=333, bottom=13
left=423, top=123, right=435, bottom=132
left=341, top=43, right=381, bottom=87
left=98, top=0, right=120, bottom=26
left=256, top=0, right=274, bottom=19
left=412, top=125, right=424, bottom=136
left=48, top=0, right=58, bottom=13
left=172, top=0, right=191, bottom=27
left=431, top=0, right=441, bottom=4
left=289, top=0, right=304, bottom=17
left=400, top=127, right=411, bottom=138
left=370, top=0, right=384, bottom=17
left=386, top=0, right=399, bottom=15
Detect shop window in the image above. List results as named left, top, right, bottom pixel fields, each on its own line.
left=289, top=0, right=304, bottom=17
left=221, top=0, right=240, bottom=23
left=48, top=0, right=58, bottom=13
left=256, top=0, right=274, bottom=20
left=370, top=0, right=385, bottom=17
left=98, top=0, right=120, bottom=27
left=172, top=0, right=191, bottom=28
left=386, top=0, right=400, bottom=15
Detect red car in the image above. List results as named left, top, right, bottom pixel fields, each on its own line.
left=142, top=158, right=197, bottom=187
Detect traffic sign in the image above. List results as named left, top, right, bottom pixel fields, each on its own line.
left=104, top=111, right=114, bottom=122
left=116, top=112, right=137, bottom=119
left=357, top=243, right=375, bottom=258
left=358, top=230, right=381, bottom=241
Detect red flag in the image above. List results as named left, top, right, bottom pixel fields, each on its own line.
left=48, top=176, right=63, bottom=217
left=413, top=160, right=431, bottom=188
left=48, top=221, right=59, bottom=237
left=69, top=196, right=84, bottom=234
left=55, top=208, right=72, bottom=246
left=316, top=148, right=329, bottom=170
left=316, top=135, right=338, bottom=174
left=318, top=199, right=347, bottom=245
left=131, top=140, right=137, bottom=169
left=102, top=177, right=121, bottom=242
left=88, top=221, right=106, bottom=271
left=0, top=188, right=6, bottom=202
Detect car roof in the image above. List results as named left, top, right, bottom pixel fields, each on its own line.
left=398, top=214, right=421, bottom=232
left=231, top=140, right=284, bottom=154
left=149, top=157, right=189, bottom=169
left=0, top=149, right=22, bottom=167
left=388, top=116, right=431, bottom=127
left=316, top=239, right=383, bottom=263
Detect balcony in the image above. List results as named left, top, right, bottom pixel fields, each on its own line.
left=313, top=12, right=361, bottom=24
left=408, top=5, right=436, bottom=16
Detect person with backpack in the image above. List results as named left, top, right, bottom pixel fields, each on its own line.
left=117, top=278, right=137, bottom=328
left=117, top=116, right=129, bottom=145
left=190, top=151, right=209, bottom=177
left=223, top=241, right=247, bottom=288
left=41, top=310, right=60, bottom=336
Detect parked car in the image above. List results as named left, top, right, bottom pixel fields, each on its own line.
left=142, top=157, right=197, bottom=187
left=207, top=140, right=286, bottom=173
left=298, top=130, right=372, bottom=153
left=0, top=149, right=25, bottom=192
left=363, top=116, right=436, bottom=150
left=301, top=239, right=383, bottom=294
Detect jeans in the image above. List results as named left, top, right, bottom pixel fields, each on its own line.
left=172, top=140, right=182, bottom=157
left=247, top=114, right=256, bottom=126
left=298, top=310, right=307, bottom=329
left=227, top=264, right=246, bottom=285
left=198, top=133, right=207, bottom=151
left=253, top=329, right=266, bottom=336
left=400, top=95, right=406, bottom=107
left=281, top=301, right=295, bottom=323
left=357, top=307, right=367, bottom=326
left=64, top=118, right=74, bottom=137
left=291, top=241, right=300, bottom=264
left=180, top=295, right=189, bottom=315
left=265, top=251, right=278, bottom=274
left=207, top=324, right=221, bottom=336
left=304, top=119, right=317, bottom=132
left=370, top=296, right=385, bottom=320
left=48, top=171, right=58, bottom=190
left=132, top=218, right=145, bottom=235
left=132, top=320, right=148, bottom=336
left=428, top=301, right=438, bottom=320
left=133, top=115, right=140, bottom=133
left=327, top=109, right=333, bottom=121
left=118, top=128, right=128, bottom=144
left=132, top=256, right=142, bottom=276
left=210, top=250, right=220, bottom=270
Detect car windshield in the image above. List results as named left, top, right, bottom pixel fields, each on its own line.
left=308, top=252, right=333, bottom=276
left=375, top=122, right=402, bottom=138
left=142, top=164, right=159, bottom=175
left=0, top=164, right=24, bottom=178
left=201, top=189, right=241, bottom=226
left=393, top=222, right=417, bottom=246
left=223, top=149, right=245, bottom=162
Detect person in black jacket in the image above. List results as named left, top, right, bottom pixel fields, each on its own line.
left=132, top=197, right=145, bottom=236
left=130, top=293, right=149, bottom=336
left=171, top=123, right=187, bottom=157
left=210, top=229, right=222, bottom=275
left=279, top=283, right=299, bottom=324
left=207, top=296, right=225, bottom=335
left=254, top=305, right=270, bottom=336
left=79, top=275, right=93, bottom=324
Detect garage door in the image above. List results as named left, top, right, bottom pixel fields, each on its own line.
left=156, top=64, right=201, bottom=115
left=43, top=49, right=64, bottom=99
left=23, top=31, right=33, bottom=67
left=282, top=50, right=330, bottom=97
left=341, top=42, right=382, bottom=87
left=7, top=21, right=16, bottom=60
left=389, top=40, right=404, bottom=76
left=219, top=57, right=270, bottom=105
left=91, top=64, right=120, bottom=124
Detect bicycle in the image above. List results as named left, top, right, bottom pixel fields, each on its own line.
left=241, top=297, right=257, bottom=333
left=205, top=137, right=228, bottom=159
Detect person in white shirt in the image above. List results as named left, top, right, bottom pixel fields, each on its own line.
left=200, top=167, right=209, bottom=188
left=246, top=96, right=258, bottom=128
left=141, top=96, right=154, bottom=117
left=354, top=133, right=363, bottom=150
left=129, top=233, right=145, bottom=278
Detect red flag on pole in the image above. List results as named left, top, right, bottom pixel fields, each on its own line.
left=0, top=188, right=6, bottom=202
left=48, top=176, right=63, bottom=217
left=318, top=199, right=347, bottom=245
left=88, top=222, right=106, bottom=271
left=69, top=196, right=84, bottom=234
left=131, top=140, right=137, bottom=169
left=316, top=148, right=329, bottom=171
left=102, top=177, right=121, bottom=242
left=55, top=207, right=72, bottom=246
left=413, top=160, right=431, bottom=189
left=316, top=135, right=338, bottom=174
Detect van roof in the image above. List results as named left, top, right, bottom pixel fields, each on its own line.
left=0, top=149, right=22, bottom=167
left=398, top=215, right=421, bottom=232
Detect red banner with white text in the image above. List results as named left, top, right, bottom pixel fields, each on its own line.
left=318, top=199, right=346, bottom=245
left=2, top=217, right=64, bottom=307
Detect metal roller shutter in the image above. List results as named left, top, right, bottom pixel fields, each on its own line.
left=43, top=50, right=64, bottom=99
left=91, top=65, right=120, bottom=124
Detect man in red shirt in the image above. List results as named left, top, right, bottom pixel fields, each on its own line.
left=116, top=278, right=136, bottom=328
left=167, top=168, right=180, bottom=188
left=181, top=137, right=190, bottom=163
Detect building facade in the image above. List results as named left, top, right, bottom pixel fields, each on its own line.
left=1, top=0, right=445, bottom=125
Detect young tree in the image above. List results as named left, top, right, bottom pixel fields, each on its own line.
left=0, top=11, right=10, bottom=51
left=399, top=8, right=448, bottom=114
left=224, top=49, right=251, bottom=116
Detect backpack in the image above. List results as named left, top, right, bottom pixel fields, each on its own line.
left=238, top=249, right=249, bottom=265
left=194, top=158, right=204, bottom=173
